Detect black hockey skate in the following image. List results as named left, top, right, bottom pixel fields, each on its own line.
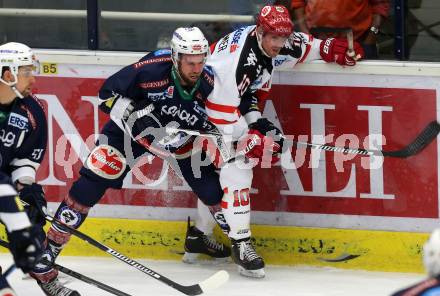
left=183, top=218, right=231, bottom=264
left=37, top=277, right=81, bottom=296
left=231, top=238, right=265, bottom=278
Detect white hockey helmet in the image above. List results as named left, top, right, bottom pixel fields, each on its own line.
left=0, top=42, right=39, bottom=98
left=423, top=229, right=440, bottom=277
left=170, top=27, right=209, bottom=69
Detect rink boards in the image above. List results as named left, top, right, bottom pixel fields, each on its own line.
left=3, top=51, right=440, bottom=273
left=0, top=217, right=427, bottom=273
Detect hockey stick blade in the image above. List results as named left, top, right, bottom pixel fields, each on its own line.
left=381, top=121, right=440, bottom=157
left=296, top=121, right=440, bottom=158
left=317, top=253, right=360, bottom=263
left=0, top=239, right=132, bottom=296
left=197, top=270, right=229, bottom=294
left=167, top=121, right=440, bottom=159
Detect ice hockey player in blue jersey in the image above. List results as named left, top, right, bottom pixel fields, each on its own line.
left=30, top=27, right=230, bottom=296
left=391, top=229, right=440, bottom=296
left=0, top=42, right=47, bottom=295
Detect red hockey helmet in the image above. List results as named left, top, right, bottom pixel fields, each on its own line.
left=256, top=5, right=293, bottom=37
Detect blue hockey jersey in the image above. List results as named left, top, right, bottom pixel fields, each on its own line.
left=0, top=96, right=47, bottom=185
left=98, top=49, right=216, bottom=154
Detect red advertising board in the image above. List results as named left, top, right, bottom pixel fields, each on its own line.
left=33, top=77, right=438, bottom=219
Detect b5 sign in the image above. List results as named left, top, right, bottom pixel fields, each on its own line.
left=33, top=76, right=438, bottom=219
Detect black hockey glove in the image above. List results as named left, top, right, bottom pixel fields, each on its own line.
left=7, top=225, right=43, bottom=273
left=130, top=100, right=161, bottom=135
left=19, top=184, right=47, bottom=227
left=128, top=100, right=167, bottom=146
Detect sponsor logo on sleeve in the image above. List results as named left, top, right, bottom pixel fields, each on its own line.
left=230, top=27, right=245, bottom=53
left=274, top=57, right=287, bottom=67
left=86, top=145, right=126, bottom=179
left=154, top=49, right=171, bottom=56
left=133, top=57, right=172, bottom=69
left=217, top=35, right=230, bottom=52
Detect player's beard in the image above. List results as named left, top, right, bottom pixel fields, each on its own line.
left=181, top=72, right=200, bottom=87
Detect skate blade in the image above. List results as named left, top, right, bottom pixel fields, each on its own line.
left=238, top=266, right=265, bottom=278
left=182, top=252, right=231, bottom=265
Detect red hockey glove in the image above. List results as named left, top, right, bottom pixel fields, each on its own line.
left=320, top=38, right=364, bottom=66
left=239, top=118, right=283, bottom=165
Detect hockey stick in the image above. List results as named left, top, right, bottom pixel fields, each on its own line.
left=302, top=120, right=440, bottom=158
left=168, top=120, right=440, bottom=159
left=317, top=253, right=360, bottom=263
left=310, top=26, right=359, bottom=60
left=54, top=262, right=132, bottom=296
left=0, top=239, right=132, bottom=296
left=2, top=264, right=16, bottom=278
left=346, top=29, right=355, bottom=58
left=50, top=217, right=228, bottom=295
left=19, top=207, right=228, bottom=296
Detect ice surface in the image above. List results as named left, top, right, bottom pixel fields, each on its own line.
left=0, top=254, right=425, bottom=296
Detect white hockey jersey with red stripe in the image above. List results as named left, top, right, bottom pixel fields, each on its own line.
left=206, top=25, right=322, bottom=140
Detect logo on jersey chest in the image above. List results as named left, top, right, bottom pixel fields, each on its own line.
left=0, top=129, right=15, bottom=147
left=244, top=49, right=258, bottom=67
left=192, top=102, right=207, bottom=117
left=147, top=92, right=164, bottom=101
left=161, top=104, right=199, bottom=126
left=147, top=86, right=174, bottom=101
left=157, top=131, right=190, bottom=150
left=86, top=145, right=126, bottom=179
left=166, top=86, right=174, bottom=98
left=8, top=113, right=29, bottom=130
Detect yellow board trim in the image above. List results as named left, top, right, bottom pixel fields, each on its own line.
left=0, top=218, right=428, bottom=273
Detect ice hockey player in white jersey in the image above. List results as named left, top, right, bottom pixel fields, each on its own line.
left=204, top=5, right=364, bottom=278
